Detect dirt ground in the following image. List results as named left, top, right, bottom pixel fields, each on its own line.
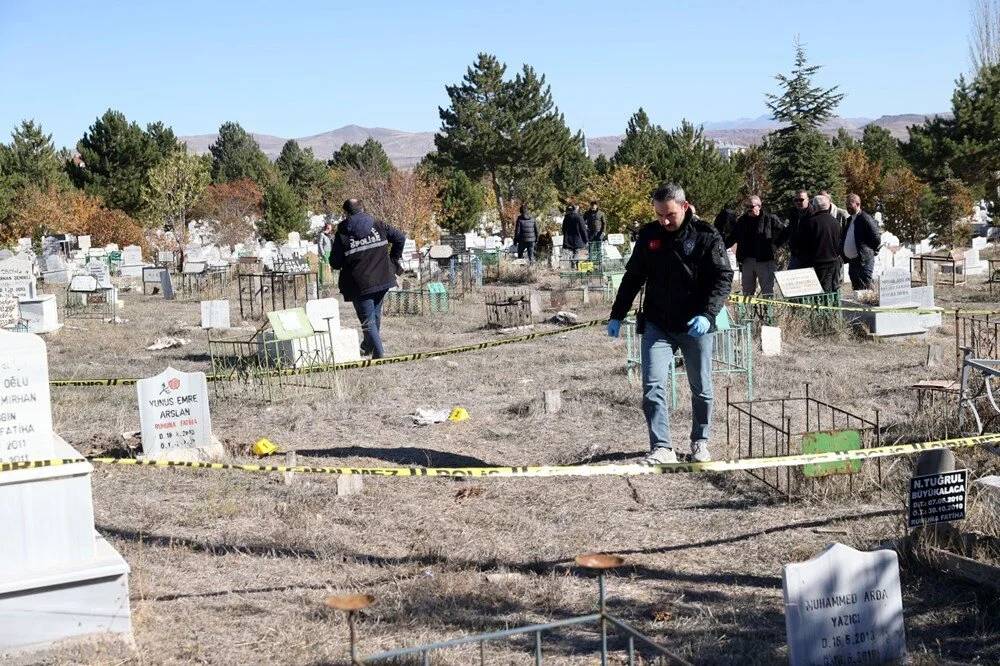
left=11, top=266, right=1000, bottom=665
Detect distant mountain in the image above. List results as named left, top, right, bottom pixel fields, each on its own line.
left=180, top=113, right=946, bottom=168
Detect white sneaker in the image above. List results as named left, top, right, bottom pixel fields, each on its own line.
left=642, top=447, right=678, bottom=465
left=690, top=440, right=712, bottom=462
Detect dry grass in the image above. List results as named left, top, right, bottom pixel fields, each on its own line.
left=8, top=270, right=999, bottom=665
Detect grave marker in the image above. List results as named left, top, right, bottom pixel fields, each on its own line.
left=267, top=307, right=314, bottom=340
left=200, top=300, right=231, bottom=330
left=160, top=270, right=175, bottom=300
left=775, top=268, right=823, bottom=297
left=0, top=255, right=36, bottom=328
left=908, top=469, right=968, bottom=528
left=878, top=267, right=912, bottom=307
left=761, top=326, right=782, bottom=356
left=78, top=235, right=91, bottom=251
left=306, top=298, right=340, bottom=333
left=783, top=543, right=906, bottom=666
left=136, top=367, right=213, bottom=458
left=182, top=261, right=207, bottom=275
left=607, top=233, right=626, bottom=246
left=0, top=331, right=54, bottom=463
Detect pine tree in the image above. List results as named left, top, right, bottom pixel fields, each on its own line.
left=551, top=133, right=595, bottom=200
left=594, top=154, right=611, bottom=176
left=611, top=108, right=669, bottom=173
left=439, top=170, right=486, bottom=233
left=657, top=120, right=739, bottom=220
left=2, top=120, right=70, bottom=191
left=764, top=42, right=845, bottom=213
left=209, top=121, right=274, bottom=186
left=67, top=109, right=174, bottom=218
left=435, top=53, right=577, bottom=235
left=260, top=179, right=307, bottom=240
left=860, top=124, right=903, bottom=173
left=328, top=138, right=393, bottom=176
left=276, top=140, right=330, bottom=210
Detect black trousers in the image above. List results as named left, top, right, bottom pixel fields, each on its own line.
left=517, top=242, right=535, bottom=262
left=847, top=256, right=875, bottom=290
left=813, top=260, right=843, bottom=294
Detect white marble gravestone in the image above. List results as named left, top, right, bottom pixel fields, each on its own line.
left=429, top=245, right=454, bottom=260
left=42, top=253, right=69, bottom=284
left=17, top=295, right=60, bottom=334
left=964, top=247, right=986, bottom=275
left=607, top=233, right=626, bottom=246
left=77, top=235, right=91, bottom=251
left=0, top=330, right=132, bottom=652
left=87, top=261, right=112, bottom=289
left=200, top=300, right=231, bottom=330
left=761, top=326, right=782, bottom=356
left=136, top=367, right=215, bottom=460
left=306, top=298, right=340, bottom=333
left=775, top=268, right=823, bottom=297
left=878, top=267, right=912, bottom=307
left=783, top=543, right=905, bottom=666
left=0, top=255, right=36, bottom=328
left=119, top=245, right=145, bottom=278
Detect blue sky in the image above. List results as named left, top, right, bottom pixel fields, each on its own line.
left=0, top=0, right=973, bottom=148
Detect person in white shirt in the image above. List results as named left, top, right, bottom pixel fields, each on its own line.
left=840, top=193, right=881, bottom=290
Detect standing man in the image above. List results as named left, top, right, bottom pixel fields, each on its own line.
left=561, top=204, right=588, bottom=268
left=513, top=204, right=537, bottom=263
left=787, top=190, right=810, bottom=269
left=329, top=198, right=406, bottom=359
left=607, top=183, right=734, bottom=464
left=318, top=221, right=334, bottom=258
left=725, top=195, right=787, bottom=296
left=584, top=201, right=607, bottom=243
left=791, top=194, right=843, bottom=294
left=841, top=193, right=880, bottom=290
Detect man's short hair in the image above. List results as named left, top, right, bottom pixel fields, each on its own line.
left=343, top=199, right=363, bottom=215
left=590, top=200, right=598, bottom=206
left=747, top=196, right=762, bottom=206
left=652, top=182, right=686, bottom=204
left=812, top=194, right=831, bottom=211
left=847, top=193, right=861, bottom=205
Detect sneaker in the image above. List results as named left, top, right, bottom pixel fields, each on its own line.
left=690, top=439, right=712, bottom=462
left=641, top=447, right=678, bottom=465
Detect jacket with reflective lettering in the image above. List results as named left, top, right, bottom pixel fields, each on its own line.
left=329, top=212, right=406, bottom=301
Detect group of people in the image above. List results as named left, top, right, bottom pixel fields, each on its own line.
left=716, top=190, right=881, bottom=296
left=512, top=201, right=607, bottom=263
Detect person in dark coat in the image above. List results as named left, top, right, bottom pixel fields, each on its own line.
left=787, top=189, right=810, bottom=269
left=561, top=204, right=588, bottom=268
left=724, top=196, right=788, bottom=296
left=607, top=182, right=734, bottom=465
left=584, top=201, right=606, bottom=242
left=513, top=205, right=538, bottom=263
left=791, top=194, right=843, bottom=294
left=841, top=193, right=881, bottom=290
left=329, top=198, right=406, bottom=359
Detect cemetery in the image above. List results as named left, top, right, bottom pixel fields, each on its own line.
left=3, top=5, right=1000, bottom=662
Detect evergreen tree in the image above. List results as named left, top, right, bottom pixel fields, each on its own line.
left=435, top=53, right=577, bottom=234
left=831, top=128, right=857, bottom=151
left=733, top=145, right=770, bottom=203
left=551, top=133, right=595, bottom=200
left=439, top=170, right=486, bottom=233
left=593, top=154, right=611, bottom=176
left=144, top=150, right=211, bottom=231
left=260, top=178, right=307, bottom=240
left=67, top=109, right=172, bottom=217
left=657, top=120, right=739, bottom=219
left=276, top=140, right=329, bottom=210
left=328, top=138, right=393, bottom=176
left=611, top=108, right=669, bottom=173
left=2, top=120, right=70, bottom=191
left=209, top=121, right=274, bottom=186
left=903, top=63, right=1000, bottom=197
left=860, top=124, right=903, bottom=173
left=764, top=42, right=845, bottom=213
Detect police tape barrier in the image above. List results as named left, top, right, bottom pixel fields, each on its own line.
left=2, top=434, right=995, bottom=478
left=48, top=318, right=606, bottom=388
left=731, top=293, right=1000, bottom=317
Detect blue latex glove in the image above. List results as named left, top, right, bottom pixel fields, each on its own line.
left=687, top=315, right=710, bottom=337
left=607, top=319, right=622, bottom=338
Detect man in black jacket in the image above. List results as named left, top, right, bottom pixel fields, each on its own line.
left=787, top=189, right=810, bottom=269
left=792, top=194, right=843, bottom=294
left=841, top=193, right=880, bottom=290
left=561, top=204, right=588, bottom=268
left=329, top=199, right=406, bottom=359
left=513, top=205, right=537, bottom=263
left=584, top=201, right=606, bottom=243
left=607, top=183, right=734, bottom=464
left=725, top=195, right=787, bottom=296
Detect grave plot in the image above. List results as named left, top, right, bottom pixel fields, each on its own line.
left=383, top=283, right=450, bottom=316
left=416, top=246, right=482, bottom=299
left=911, top=253, right=966, bottom=287
left=176, top=261, right=233, bottom=301
left=484, top=287, right=535, bottom=328
left=237, top=270, right=317, bottom=320
left=736, top=267, right=842, bottom=336
left=64, top=274, right=118, bottom=321
left=723, top=383, right=883, bottom=500
left=621, top=308, right=754, bottom=405
left=845, top=267, right=942, bottom=338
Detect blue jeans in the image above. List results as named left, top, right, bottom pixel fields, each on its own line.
left=640, top=320, right=714, bottom=450
left=352, top=289, right=388, bottom=359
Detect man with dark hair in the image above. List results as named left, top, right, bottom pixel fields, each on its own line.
left=841, top=193, right=881, bottom=290
left=607, top=183, right=734, bottom=464
left=513, top=204, right=537, bottom=262
left=787, top=189, right=810, bottom=269
left=584, top=200, right=606, bottom=243
left=329, top=198, right=406, bottom=359
left=792, top=194, right=843, bottom=294
left=725, top=195, right=787, bottom=296
left=561, top=204, right=588, bottom=268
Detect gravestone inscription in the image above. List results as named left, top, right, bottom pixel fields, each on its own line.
left=0, top=331, right=55, bottom=463
left=908, top=469, right=968, bottom=528
left=136, top=367, right=213, bottom=458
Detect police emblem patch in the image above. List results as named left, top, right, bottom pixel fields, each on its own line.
left=683, top=238, right=696, bottom=255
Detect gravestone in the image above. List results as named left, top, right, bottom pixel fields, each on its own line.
left=119, top=245, right=144, bottom=278
left=429, top=245, right=454, bottom=260
left=87, top=260, right=112, bottom=288
left=287, top=231, right=301, bottom=247
left=972, top=236, right=987, bottom=251
left=182, top=261, right=207, bottom=275
left=18, top=295, right=60, bottom=334
left=783, top=543, right=905, bottom=666
left=77, top=235, right=91, bottom=251
left=200, top=300, right=231, bottom=330
left=157, top=250, right=175, bottom=264
left=159, top=270, right=175, bottom=300
left=440, top=234, right=467, bottom=252
left=908, top=469, right=968, bottom=528
left=42, top=254, right=69, bottom=284
left=607, top=233, right=626, bottom=246
left=878, top=267, right=912, bottom=307
left=0, top=330, right=132, bottom=651
left=775, top=268, right=823, bottom=297
left=0, top=255, right=36, bottom=328
left=761, top=326, right=782, bottom=356
left=306, top=298, right=340, bottom=333
left=136, top=367, right=216, bottom=460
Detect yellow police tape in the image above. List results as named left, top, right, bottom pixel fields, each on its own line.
left=48, top=318, right=605, bottom=388
left=731, top=293, right=1000, bottom=317
left=1, top=434, right=995, bottom=478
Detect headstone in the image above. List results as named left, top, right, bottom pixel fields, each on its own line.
left=42, top=254, right=69, bottom=284
left=77, top=235, right=91, bottom=251
left=783, top=543, right=906, bottom=666
left=69, top=275, right=98, bottom=292
left=761, top=326, right=782, bottom=356
left=87, top=261, right=111, bottom=288
left=0, top=256, right=36, bottom=328
left=0, top=331, right=54, bottom=463
left=157, top=250, right=175, bottom=264
left=926, top=344, right=944, bottom=368
left=440, top=234, right=467, bottom=252
left=136, top=367, right=214, bottom=459
left=267, top=308, right=314, bottom=340
left=607, top=233, right=626, bottom=246
left=972, top=236, right=987, bottom=251
left=775, top=268, right=823, bottom=297
left=604, top=244, right=623, bottom=260
left=305, top=298, right=340, bottom=333
left=908, top=469, right=968, bottom=528
left=429, top=245, right=454, bottom=260
left=182, top=261, right=207, bottom=275
left=18, top=295, right=61, bottom=334
left=878, top=267, right=912, bottom=307
left=976, top=475, right=1000, bottom=511
left=159, top=270, right=175, bottom=300
left=964, top=247, right=986, bottom=275
left=200, top=300, right=231, bottom=330
left=287, top=231, right=301, bottom=246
